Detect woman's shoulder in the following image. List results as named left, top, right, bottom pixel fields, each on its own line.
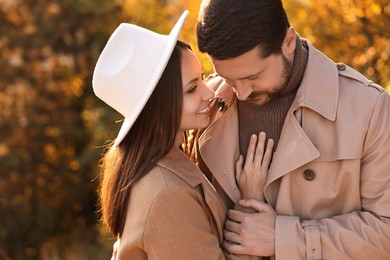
left=131, top=165, right=200, bottom=207
left=126, top=165, right=197, bottom=207
left=140, top=164, right=194, bottom=189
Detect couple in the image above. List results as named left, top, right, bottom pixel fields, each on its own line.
left=93, top=1, right=390, bottom=259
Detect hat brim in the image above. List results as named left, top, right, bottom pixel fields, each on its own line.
left=114, top=10, right=189, bottom=147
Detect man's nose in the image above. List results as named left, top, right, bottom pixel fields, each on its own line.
left=233, top=81, right=252, bottom=101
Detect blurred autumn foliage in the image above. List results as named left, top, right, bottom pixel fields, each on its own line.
left=0, top=0, right=388, bottom=259
left=286, top=0, right=390, bottom=90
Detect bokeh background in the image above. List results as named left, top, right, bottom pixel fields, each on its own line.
left=0, top=0, right=389, bottom=259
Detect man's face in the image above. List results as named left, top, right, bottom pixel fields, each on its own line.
left=210, top=46, right=292, bottom=105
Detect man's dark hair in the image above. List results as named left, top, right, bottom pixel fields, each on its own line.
left=197, top=0, right=290, bottom=60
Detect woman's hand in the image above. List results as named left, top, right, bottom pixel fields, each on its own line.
left=235, top=132, right=274, bottom=201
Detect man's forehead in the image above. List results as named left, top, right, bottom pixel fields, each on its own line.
left=211, top=51, right=270, bottom=80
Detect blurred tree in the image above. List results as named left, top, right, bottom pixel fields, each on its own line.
left=0, top=0, right=388, bottom=259
left=285, top=0, right=389, bottom=90
left=0, top=0, right=124, bottom=258
left=118, top=0, right=213, bottom=72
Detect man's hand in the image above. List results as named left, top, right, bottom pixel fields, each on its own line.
left=223, top=199, right=277, bottom=256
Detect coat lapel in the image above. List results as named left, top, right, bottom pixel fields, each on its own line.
left=158, top=148, right=226, bottom=242
left=199, top=39, right=340, bottom=206
left=264, top=108, right=320, bottom=205
left=265, top=40, right=339, bottom=205
left=267, top=108, right=320, bottom=185
left=199, top=99, right=241, bottom=204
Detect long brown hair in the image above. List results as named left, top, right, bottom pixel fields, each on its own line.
left=99, top=40, right=191, bottom=237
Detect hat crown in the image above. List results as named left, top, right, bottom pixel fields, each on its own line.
left=93, top=24, right=170, bottom=118
left=92, top=10, right=189, bottom=146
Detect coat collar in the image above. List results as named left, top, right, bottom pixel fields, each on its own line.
left=157, top=147, right=227, bottom=241
left=157, top=147, right=203, bottom=187
left=199, top=99, right=241, bottom=203
left=291, top=39, right=339, bottom=121
left=200, top=38, right=340, bottom=204
left=264, top=40, right=338, bottom=203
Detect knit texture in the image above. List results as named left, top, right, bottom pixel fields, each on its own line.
left=238, top=36, right=308, bottom=157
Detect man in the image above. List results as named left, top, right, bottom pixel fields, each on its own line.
left=196, top=0, right=390, bottom=259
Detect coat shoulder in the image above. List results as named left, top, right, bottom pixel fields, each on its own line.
left=125, top=166, right=201, bottom=232
left=139, top=166, right=193, bottom=193
left=129, top=166, right=195, bottom=212
left=336, top=62, right=384, bottom=94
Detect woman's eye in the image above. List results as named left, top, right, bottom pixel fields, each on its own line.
left=187, top=86, right=197, bottom=93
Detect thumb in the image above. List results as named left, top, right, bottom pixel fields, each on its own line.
left=238, top=198, right=269, bottom=212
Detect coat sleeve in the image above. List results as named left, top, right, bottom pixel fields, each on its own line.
left=275, top=90, right=390, bottom=259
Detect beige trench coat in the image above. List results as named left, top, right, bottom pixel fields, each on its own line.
left=199, top=39, right=390, bottom=259
left=118, top=147, right=260, bottom=260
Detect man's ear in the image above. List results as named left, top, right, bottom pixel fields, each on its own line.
left=282, top=27, right=296, bottom=56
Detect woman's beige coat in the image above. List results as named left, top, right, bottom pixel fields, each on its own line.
left=199, top=39, right=390, bottom=259
left=117, top=147, right=226, bottom=259
left=117, top=147, right=260, bottom=259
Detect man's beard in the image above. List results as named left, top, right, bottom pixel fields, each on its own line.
left=248, top=54, right=292, bottom=105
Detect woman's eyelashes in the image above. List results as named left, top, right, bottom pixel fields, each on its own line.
left=186, top=72, right=205, bottom=94
left=186, top=85, right=198, bottom=94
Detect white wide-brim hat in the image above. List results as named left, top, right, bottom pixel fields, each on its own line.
left=93, top=10, right=189, bottom=146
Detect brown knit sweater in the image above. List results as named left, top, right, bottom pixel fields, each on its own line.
left=238, top=36, right=308, bottom=157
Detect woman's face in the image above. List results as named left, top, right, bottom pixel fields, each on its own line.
left=180, top=49, right=214, bottom=131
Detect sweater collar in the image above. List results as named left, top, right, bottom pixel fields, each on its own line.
left=281, top=35, right=308, bottom=96
left=214, top=38, right=339, bottom=122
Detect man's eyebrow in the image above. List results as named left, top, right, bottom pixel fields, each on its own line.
left=220, top=70, right=264, bottom=81
left=238, top=70, right=263, bottom=80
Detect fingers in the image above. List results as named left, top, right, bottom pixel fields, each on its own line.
left=224, top=229, right=241, bottom=244
left=226, top=209, right=247, bottom=223
left=244, top=134, right=257, bottom=165
left=223, top=240, right=245, bottom=254
left=235, top=154, right=244, bottom=181
left=225, top=217, right=242, bottom=231
left=224, top=218, right=244, bottom=245
left=261, top=138, right=274, bottom=172
left=238, top=199, right=270, bottom=212
left=247, top=132, right=273, bottom=168
left=253, top=132, right=266, bottom=167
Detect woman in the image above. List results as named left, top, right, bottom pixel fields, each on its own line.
left=93, top=11, right=273, bottom=259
